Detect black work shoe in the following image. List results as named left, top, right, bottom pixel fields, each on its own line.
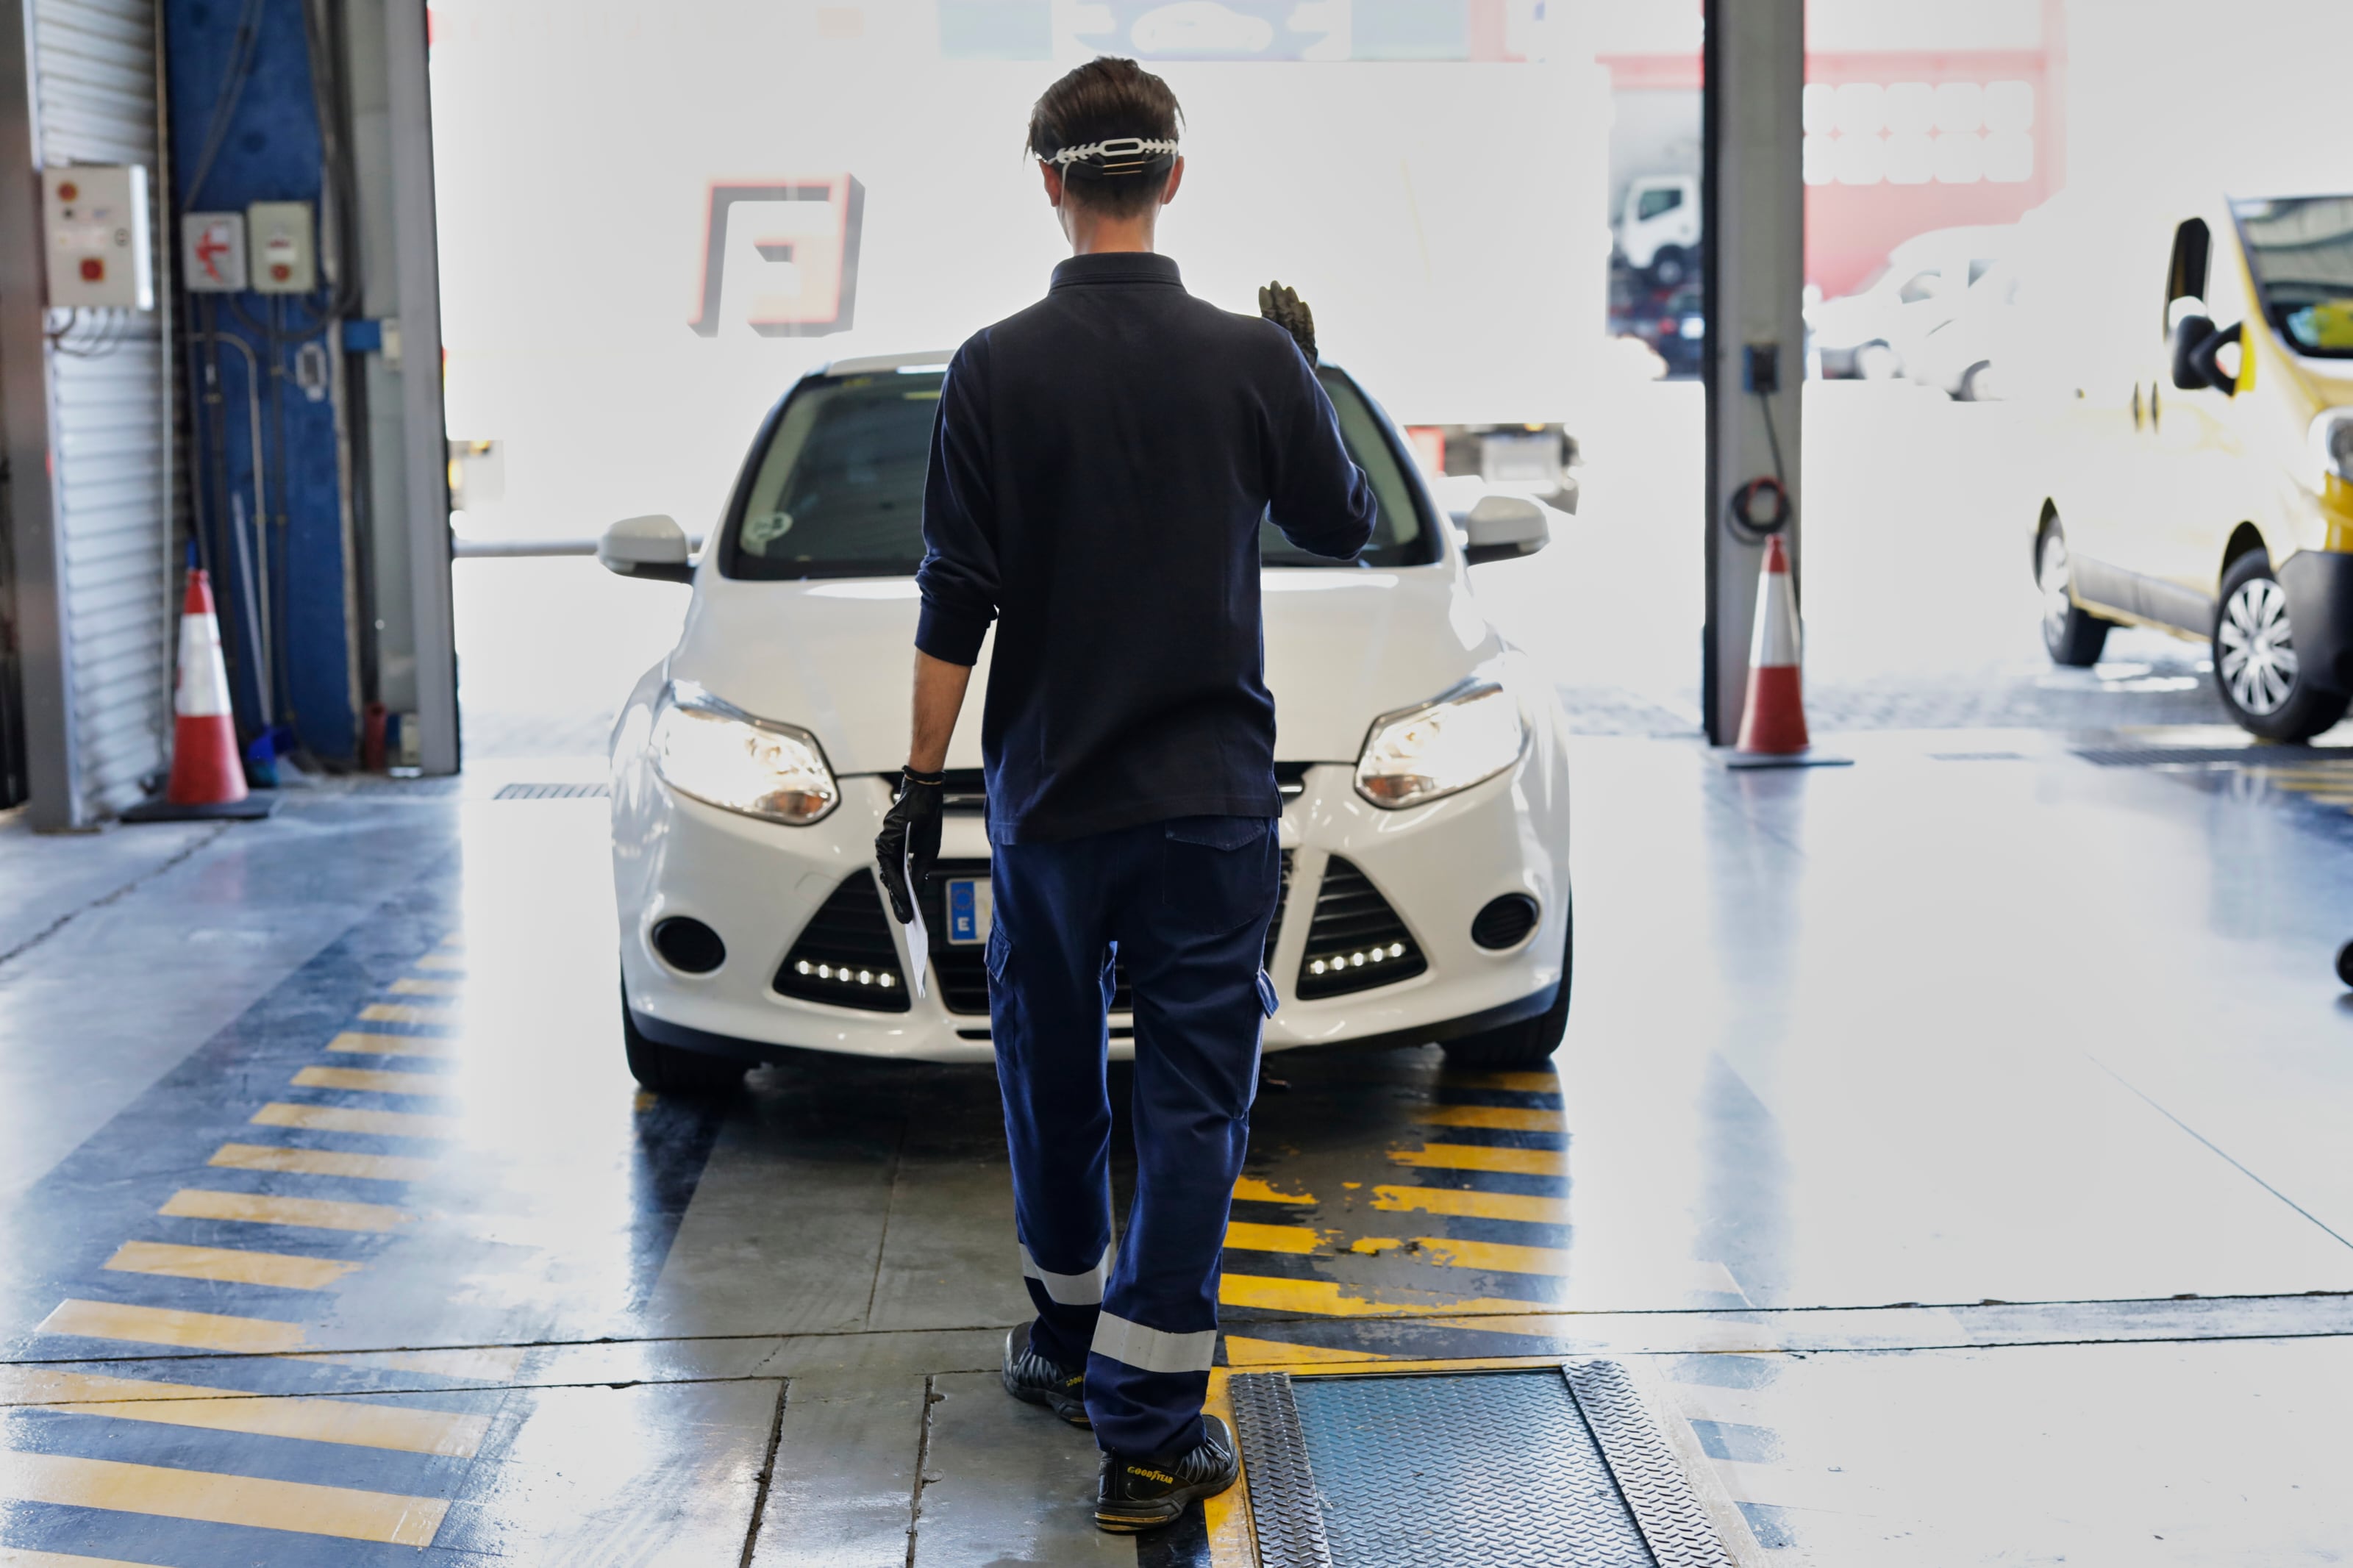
left=1002, top=1321, right=1090, bottom=1427
left=1095, top=1414, right=1240, bottom=1533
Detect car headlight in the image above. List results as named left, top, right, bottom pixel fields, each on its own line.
left=1354, top=679, right=1527, bottom=809
left=651, top=684, right=838, bottom=826
left=2312, top=409, right=2353, bottom=489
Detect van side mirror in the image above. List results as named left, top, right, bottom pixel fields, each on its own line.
left=2171, top=316, right=2243, bottom=395
left=599, top=514, right=695, bottom=584
left=1455, top=493, right=1552, bottom=566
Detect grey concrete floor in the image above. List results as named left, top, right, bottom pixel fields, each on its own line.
left=1, top=727, right=2351, bottom=1564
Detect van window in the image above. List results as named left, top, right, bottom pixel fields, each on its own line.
left=1637, top=185, right=1683, bottom=221
left=2231, top=196, right=2353, bottom=358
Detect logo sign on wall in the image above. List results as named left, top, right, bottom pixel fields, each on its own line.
left=688, top=175, right=866, bottom=338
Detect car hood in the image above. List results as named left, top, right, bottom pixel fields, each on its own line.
left=664, top=568, right=1502, bottom=776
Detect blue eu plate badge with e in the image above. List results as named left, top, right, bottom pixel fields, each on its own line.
left=946, top=878, right=992, bottom=946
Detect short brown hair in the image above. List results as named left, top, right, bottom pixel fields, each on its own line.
left=1025, top=57, right=1184, bottom=219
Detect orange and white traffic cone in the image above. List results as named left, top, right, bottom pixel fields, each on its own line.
left=1727, top=535, right=1848, bottom=770
left=126, top=569, right=274, bottom=820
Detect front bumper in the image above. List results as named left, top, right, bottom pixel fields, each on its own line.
left=613, top=746, right=1571, bottom=1067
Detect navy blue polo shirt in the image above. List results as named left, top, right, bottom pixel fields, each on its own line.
left=915, top=252, right=1377, bottom=844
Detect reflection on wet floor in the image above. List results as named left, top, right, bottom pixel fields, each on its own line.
left=4, top=731, right=2353, bottom=1562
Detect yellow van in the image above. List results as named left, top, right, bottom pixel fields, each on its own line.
left=2032, top=193, right=2353, bottom=740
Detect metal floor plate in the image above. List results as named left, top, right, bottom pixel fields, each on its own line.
left=1229, top=1364, right=1729, bottom=1568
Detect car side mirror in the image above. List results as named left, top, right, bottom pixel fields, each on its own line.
left=2170, top=315, right=2216, bottom=391
left=599, top=514, right=695, bottom=584
left=1455, top=493, right=1552, bottom=566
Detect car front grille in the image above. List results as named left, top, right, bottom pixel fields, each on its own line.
left=1295, top=855, right=1426, bottom=1000
left=772, top=871, right=911, bottom=1012
left=923, top=850, right=1294, bottom=1019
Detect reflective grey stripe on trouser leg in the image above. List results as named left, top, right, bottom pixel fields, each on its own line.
left=1021, top=1243, right=1111, bottom=1306
left=1091, top=1311, right=1221, bottom=1375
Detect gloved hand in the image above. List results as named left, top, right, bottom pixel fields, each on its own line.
left=874, top=767, right=945, bottom=925
left=1259, top=281, right=1317, bottom=365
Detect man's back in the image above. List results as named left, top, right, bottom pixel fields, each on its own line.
left=916, top=251, right=1375, bottom=842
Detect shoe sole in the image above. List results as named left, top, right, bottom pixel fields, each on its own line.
left=1093, top=1467, right=1238, bottom=1533
left=1002, top=1375, right=1091, bottom=1428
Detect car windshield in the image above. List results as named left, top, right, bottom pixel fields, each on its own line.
left=721, top=365, right=1435, bottom=579
left=2232, top=196, right=2353, bottom=358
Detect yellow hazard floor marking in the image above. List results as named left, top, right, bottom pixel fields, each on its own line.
left=251, top=1102, right=459, bottom=1139
left=0, top=1450, right=446, bottom=1545
left=1232, top=1175, right=1314, bottom=1205
left=291, top=1064, right=453, bottom=1096
left=102, top=1241, right=360, bottom=1292
left=413, top=952, right=466, bottom=971
left=1223, top=1336, right=1393, bottom=1367
left=1438, top=1070, right=1562, bottom=1095
left=1415, top=1103, right=1565, bottom=1133
left=1383, top=1235, right=1571, bottom=1276
left=160, top=1189, right=413, bottom=1234
left=1218, top=1273, right=1552, bottom=1317
left=357, top=1003, right=455, bottom=1027
left=388, top=977, right=463, bottom=998
left=0, top=1370, right=488, bottom=1457
left=327, top=1031, right=457, bottom=1058
left=210, top=1143, right=440, bottom=1183
left=1224, top=1221, right=1321, bottom=1255
left=293, top=1345, right=529, bottom=1382
left=1388, top=1142, right=1566, bottom=1176
left=1367, top=1184, right=1568, bottom=1224
left=38, top=1300, right=308, bottom=1354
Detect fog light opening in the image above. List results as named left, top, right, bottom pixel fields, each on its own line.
left=652, top=916, right=727, bottom=974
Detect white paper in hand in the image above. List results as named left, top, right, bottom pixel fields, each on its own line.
left=901, top=842, right=929, bottom=1000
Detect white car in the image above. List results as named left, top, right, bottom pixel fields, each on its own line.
left=1808, top=223, right=2012, bottom=382
left=599, top=352, right=1574, bottom=1090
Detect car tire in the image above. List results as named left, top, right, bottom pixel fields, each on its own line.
left=1854, top=341, right=1902, bottom=380
left=2212, top=551, right=2352, bottom=742
left=621, top=981, right=746, bottom=1096
left=1649, top=247, right=1689, bottom=288
left=2038, top=522, right=2110, bottom=667
left=1440, top=905, right=1572, bottom=1068
left=1957, top=361, right=1996, bottom=402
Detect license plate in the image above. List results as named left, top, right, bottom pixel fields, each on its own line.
left=946, top=878, right=992, bottom=945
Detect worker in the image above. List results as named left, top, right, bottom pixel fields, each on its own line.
left=873, top=56, right=1377, bottom=1534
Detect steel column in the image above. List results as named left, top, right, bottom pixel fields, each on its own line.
left=1700, top=0, right=1806, bottom=746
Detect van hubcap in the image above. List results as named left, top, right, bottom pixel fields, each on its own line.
left=2038, top=534, right=2074, bottom=648
left=2218, top=576, right=2299, bottom=715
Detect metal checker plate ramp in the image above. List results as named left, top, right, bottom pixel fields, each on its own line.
left=1231, top=1365, right=1730, bottom=1567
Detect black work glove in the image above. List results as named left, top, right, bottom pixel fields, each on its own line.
left=1259, top=281, right=1317, bottom=365
left=874, top=767, right=945, bottom=925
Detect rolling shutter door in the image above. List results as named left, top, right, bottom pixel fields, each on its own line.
left=32, top=0, right=169, bottom=817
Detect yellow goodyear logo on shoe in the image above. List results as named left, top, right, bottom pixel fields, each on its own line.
left=1127, top=1465, right=1176, bottom=1485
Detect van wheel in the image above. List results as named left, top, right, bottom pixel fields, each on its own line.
left=1441, top=906, right=1571, bottom=1068
left=2213, top=551, right=2351, bottom=742
left=2038, top=524, right=2111, bottom=667
left=621, top=981, right=745, bottom=1096
left=1649, top=248, right=1690, bottom=288
left=1854, top=341, right=1902, bottom=380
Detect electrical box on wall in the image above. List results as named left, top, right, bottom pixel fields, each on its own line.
left=247, top=201, right=316, bottom=294
left=43, top=165, right=154, bottom=310
left=182, top=211, right=248, bottom=292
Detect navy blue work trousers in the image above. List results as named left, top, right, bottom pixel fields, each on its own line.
left=986, top=813, right=1279, bottom=1458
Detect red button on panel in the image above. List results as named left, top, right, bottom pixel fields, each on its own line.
left=57, top=181, right=78, bottom=202
left=79, top=257, right=103, bottom=282
left=271, top=263, right=291, bottom=282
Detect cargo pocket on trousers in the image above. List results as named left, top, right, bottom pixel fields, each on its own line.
left=1255, top=969, right=1279, bottom=1017
left=985, top=923, right=1012, bottom=988
left=1162, top=816, right=1278, bottom=934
